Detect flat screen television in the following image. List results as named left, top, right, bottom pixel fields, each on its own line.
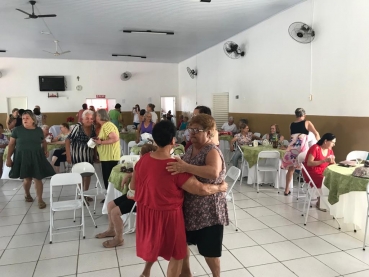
left=39, top=76, right=65, bottom=91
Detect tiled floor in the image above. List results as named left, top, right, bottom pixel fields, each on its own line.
left=1, top=176, right=369, bottom=277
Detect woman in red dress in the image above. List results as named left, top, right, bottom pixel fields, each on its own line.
left=129, top=120, right=227, bottom=277
left=303, top=133, right=336, bottom=211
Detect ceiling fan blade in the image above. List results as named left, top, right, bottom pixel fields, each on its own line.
left=60, top=51, right=71, bottom=55
left=16, top=9, right=32, bottom=16
left=38, top=14, right=57, bottom=18
left=43, top=50, right=54, bottom=54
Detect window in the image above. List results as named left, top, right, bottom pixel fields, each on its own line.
left=212, top=93, right=229, bottom=129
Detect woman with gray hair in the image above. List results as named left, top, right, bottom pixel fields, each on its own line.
left=6, top=110, right=55, bottom=209
left=65, top=109, right=96, bottom=197
left=93, top=109, right=120, bottom=190
left=221, top=116, right=237, bottom=134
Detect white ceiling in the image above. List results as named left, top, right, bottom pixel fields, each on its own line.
left=0, top=0, right=305, bottom=63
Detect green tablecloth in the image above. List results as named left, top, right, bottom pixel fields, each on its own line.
left=120, top=132, right=137, bottom=144
left=219, top=135, right=233, bottom=142
left=324, top=164, right=368, bottom=205
left=241, top=145, right=286, bottom=168
left=131, top=144, right=185, bottom=155
left=108, top=164, right=130, bottom=194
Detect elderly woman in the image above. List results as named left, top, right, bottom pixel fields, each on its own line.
left=131, top=120, right=227, bottom=277
left=0, top=123, right=9, bottom=177
left=33, top=107, right=43, bottom=128
left=221, top=116, right=237, bottom=134
left=93, top=109, right=120, bottom=191
left=282, top=108, right=320, bottom=195
left=65, top=110, right=96, bottom=194
left=303, top=133, right=336, bottom=211
left=266, top=124, right=285, bottom=142
left=6, top=110, right=55, bottom=209
left=50, top=123, right=71, bottom=173
left=167, top=114, right=227, bottom=277
left=230, top=123, right=254, bottom=167
left=136, top=112, right=155, bottom=143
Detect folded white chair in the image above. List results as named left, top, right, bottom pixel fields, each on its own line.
left=119, top=155, right=140, bottom=164
left=363, top=182, right=369, bottom=250
left=256, top=151, right=280, bottom=193
left=72, top=162, right=103, bottom=221
left=49, top=173, right=85, bottom=243
left=346, top=151, right=369, bottom=162
left=127, top=141, right=137, bottom=154
left=225, top=166, right=241, bottom=231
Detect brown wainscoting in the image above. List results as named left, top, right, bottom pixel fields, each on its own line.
left=229, top=113, right=369, bottom=161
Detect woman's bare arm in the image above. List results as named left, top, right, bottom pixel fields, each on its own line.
left=306, top=121, right=320, bottom=141
left=181, top=176, right=227, bottom=195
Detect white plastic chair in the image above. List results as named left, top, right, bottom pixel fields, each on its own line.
left=253, top=132, right=261, bottom=138
left=71, top=162, right=102, bottom=224
left=123, top=202, right=137, bottom=235
left=346, top=151, right=369, bottom=162
left=49, top=125, right=61, bottom=138
left=127, top=141, right=137, bottom=154
left=49, top=173, right=85, bottom=243
left=300, top=163, right=341, bottom=229
left=119, top=155, right=140, bottom=164
left=296, top=151, right=308, bottom=200
left=225, top=166, right=241, bottom=231
left=363, top=182, right=369, bottom=250
left=256, top=151, right=280, bottom=193
left=127, top=125, right=135, bottom=131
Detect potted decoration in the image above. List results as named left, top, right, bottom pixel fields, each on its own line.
left=272, top=135, right=279, bottom=149
left=66, top=116, right=75, bottom=126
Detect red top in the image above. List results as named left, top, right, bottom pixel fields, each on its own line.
left=303, top=144, right=334, bottom=188
left=135, top=153, right=192, bottom=261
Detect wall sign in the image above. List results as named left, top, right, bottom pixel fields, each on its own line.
left=96, top=95, right=106, bottom=98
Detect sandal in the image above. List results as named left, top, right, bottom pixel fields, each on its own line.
left=95, top=231, right=116, bottom=239
left=38, top=201, right=46, bottom=209
left=25, top=195, right=34, bottom=202
left=102, top=238, right=124, bottom=248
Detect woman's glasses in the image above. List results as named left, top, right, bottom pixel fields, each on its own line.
left=188, top=128, right=204, bottom=134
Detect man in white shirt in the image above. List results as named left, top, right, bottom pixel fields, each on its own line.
left=221, top=116, right=237, bottom=134
left=146, top=103, right=158, bottom=123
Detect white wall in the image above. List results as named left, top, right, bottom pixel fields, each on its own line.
left=178, top=0, right=369, bottom=117
left=0, top=58, right=178, bottom=113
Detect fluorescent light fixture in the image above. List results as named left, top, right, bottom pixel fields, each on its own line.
left=112, top=54, right=146, bottom=59
left=123, top=30, right=174, bottom=35
left=40, top=31, right=51, bottom=35
left=200, top=0, right=211, bottom=2
left=0, top=50, right=6, bottom=52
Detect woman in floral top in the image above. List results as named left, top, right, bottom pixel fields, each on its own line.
left=0, top=123, right=9, bottom=177
left=230, top=123, right=254, bottom=167
left=166, top=114, right=227, bottom=277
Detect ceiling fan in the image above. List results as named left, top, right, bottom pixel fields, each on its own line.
left=16, top=1, right=56, bottom=19
left=43, top=40, right=70, bottom=56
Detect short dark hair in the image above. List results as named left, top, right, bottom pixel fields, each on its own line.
left=317, top=133, right=336, bottom=146
left=239, top=123, right=249, bottom=130
left=12, top=108, right=19, bottom=113
left=0, top=123, right=3, bottom=129
left=18, top=109, right=25, bottom=116
left=140, top=109, right=146, bottom=116
left=33, top=107, right=41, bottom=115
left=239, top=119, right=248, bottom=125
left=295, top=108, right=306, bottom=118
left=148, top=103, right=155, bottom=111
left=135, top=104, right=140, bottom=111
left=61, top=123, right=69, bottom=129
left=195, top=106, right=211, bottom=115
left=152, top=120, right=176, bottom=147
left=82, top=103, right=88, bottom=109
left=115, top=103, right=121, bottom=109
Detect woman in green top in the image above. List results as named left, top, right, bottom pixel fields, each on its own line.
left=266, top=124, right=284, bottom=142
left=109, top=104, right=122, bottom=129
left=6, top=110, right=55, bottom=209
left=94, top=109, right=120, bottom=191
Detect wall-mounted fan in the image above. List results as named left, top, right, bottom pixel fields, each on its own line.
left=187, top=67, right=197, bottom=79
left=223, top=41, right=245, bottom=59
left=288, top=22, right=315, bottom=43
left=43, top=40, right=70, bottom=56
left=121, top=71, right=132, bottom=81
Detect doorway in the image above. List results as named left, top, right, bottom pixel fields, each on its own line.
left=86, top=98, right=116, bottom=111
left=160, top=96, right=176, bottom=124
left=7, top=97, right=28, bottom=114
